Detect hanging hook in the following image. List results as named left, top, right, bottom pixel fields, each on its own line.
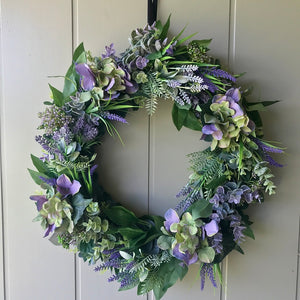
left=147, top=0, right=158, bottom=25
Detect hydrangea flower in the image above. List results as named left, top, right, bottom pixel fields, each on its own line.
left=204, top=220, right=219, bottom=237
left=213, top=88, right=243, bottom=118
left=30, top=195, right=48, bottom=211
left=56, top=174, right=81, bottom=198
left=75, top=63, right=96, bottom=91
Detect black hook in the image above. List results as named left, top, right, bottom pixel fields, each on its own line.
left=148, top=0, right=158, bottom=25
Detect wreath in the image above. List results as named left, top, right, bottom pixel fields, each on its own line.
left=29, top=17, right=283, bottom=299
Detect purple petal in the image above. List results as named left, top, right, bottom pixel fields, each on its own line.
left=226, top=88, right=241, bottom=103
left=202, top=124, right=218, bottom=135
left=75, top=63, right=96, bottom=91
left=212, top=129, right=223, bottom=140
left=56, top=174, right=72, bottom=189
left=39, top=176, right=57, bottom=186
left=172, top=244, right=198, bottom=265
left=105, top=77, right=115, bottom=91
left=90, top=164, right=98, bottom=176
left=230, top=101, right=244, bottom=118
left=136, top=56, right=149, bottom=69
left=204, top=220, right=219, bottom=237
left=164, top=208, right=180, bottom=231
left=30, top=195, right=48, bottom=211
left=125, top=81, right=138, bottom=94
left=56, top=174, right=81, bottom=197
left=202, top=124, right=223, bottom=140
left=44, top=224, right=56, bottom=237
left=68, top=180, right=81, bottom=195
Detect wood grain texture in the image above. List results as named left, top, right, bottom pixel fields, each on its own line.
left=226, top=1, right=300, bottom=299
left=0, top=1, right=74, bottom=299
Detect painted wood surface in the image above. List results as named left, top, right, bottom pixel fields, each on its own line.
left=0, top=1, right=299, bottom=299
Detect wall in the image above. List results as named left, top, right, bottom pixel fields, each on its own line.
left=0, top=0, right=299, bottom=299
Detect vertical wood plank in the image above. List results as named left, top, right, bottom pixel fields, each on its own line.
left=225, top=1, right=300, bottom=299
left=0, top=2, right=5, bottom=299
left=73, top=1, right=148, bottom=299
left=1, top=1, right=74, bottom=299
left=149, top=1, right=230, bottom=299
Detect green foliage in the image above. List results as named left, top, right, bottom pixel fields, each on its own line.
left=172, top=103, right=202, bottom=131
left=28, top=168, right=49, bottom=186
left=188, top=149, right=224, bottom=187
left=253, top=162, right=276, bottom=195
left=104, top=205, right=139, bottom=226
left=70, top=193, right=92, bottom=224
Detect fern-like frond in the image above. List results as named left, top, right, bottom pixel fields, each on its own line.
left=188, top=148, right=223, bottom=186
left=145, top=97, right=158, bottom=115
left=138, top=269, right=164, bottom=295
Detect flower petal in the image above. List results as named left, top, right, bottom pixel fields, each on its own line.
left=172, top=244, right=198, bottom=265
left=30, top=195, right=48, bottom=211
left=68, top=180, right=81, bottom=196
left=204, top=220, right=219, bottom=237
left=75, top=63, right=96, bottom=91
left=226, top=88, right=241, bottom=102
left=202, top=124, right=217, bottom=135
left=164, top=208, right=180, bottom=231
left=44, top=223, right=56, bottom=237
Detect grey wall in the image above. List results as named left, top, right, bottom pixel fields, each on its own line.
left=0, top=1, right=299, bottom=299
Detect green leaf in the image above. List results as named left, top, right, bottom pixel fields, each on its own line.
left=28, top=169, right=49, bottom=185
left=70, top=193, right=92, bottom=225
left=246, top=100, right=279, bottom=111
left=30, top=154, right=52, bottom=176
left=187, top=200, right=212, bottom=219
left=79, top=91, right=92, bottom=103
left=235, top=244, right=244, bottom=254
left=63, top=65, right=78, bottom=98
left=157, top=235, right=173, bottom=250
left=118, top=227, right=146, bottom=242
left=62, top=43, right=86, bottom=98
left=160, top=15, right=171, bottom=40
left=243, top=225, right=255, bottom=240
left=205, top=175, right=227, bottom=190
left=49, top=84, right=64, bottom=107
left=198, top=247, right=215, bottom=263
left=104, top=206, right=138, bottom=226
left=72, top=42, right=85, bottom=62
left=119, top=251, right=133, bottom=260
left=146, top=51, right=162, bottom=60
left=153, top=258, right=188, bottom=300
left=172, top=103, right=188, bottom=131
left=177, top=32, right=198, bottom=46
left=183, top=110, right=203, bottom=131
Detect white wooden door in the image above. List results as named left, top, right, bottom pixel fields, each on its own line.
left=0, top=1, right=299, bottom=299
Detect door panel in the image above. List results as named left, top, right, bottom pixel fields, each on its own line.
left=0, top=1, right=74, bottom=300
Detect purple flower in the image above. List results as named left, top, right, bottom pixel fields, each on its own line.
left=30, top=195, right=48, bottom=211
left=102, top=43, right=116, bottom=58
left=202, top=124, right=223, bottom=140
left=228, top=188, right=244, bottom=204
left=164, top=208, right=180, bottom=231
left=75, top=63, right=96, bottom=91
left=204, top=220, right=219, bottom=237
left=213, top=88, right=243, bottom=118
left=56, top=174, right=81, bottom=198
left=44, top=223, right=56, bottom=238
left=200, top=263, right=217, bottom=290
left=172, top=244, right=198, bottom=265
left=39, top=176, right=57, bottom=186
left=103, top=112, right=128, bottom=124
left=166, top=41, right=177, bottom=55
left=136, top=56, right=149, bottom=69
left=90, top=164, right=98, bottom=176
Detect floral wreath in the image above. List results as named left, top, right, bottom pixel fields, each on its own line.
left=29, top=17, right=283, bottom=299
